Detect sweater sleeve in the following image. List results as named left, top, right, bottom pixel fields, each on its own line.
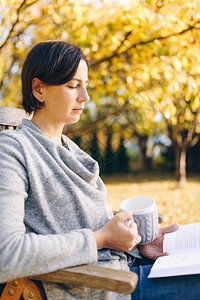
left=0, top=133, right=98, bottom=283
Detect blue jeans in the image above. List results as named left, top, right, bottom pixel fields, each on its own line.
left=130, top=258, right=200, bottom=300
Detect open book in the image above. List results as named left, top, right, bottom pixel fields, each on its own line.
left=148, top=223, right=200, bottom=278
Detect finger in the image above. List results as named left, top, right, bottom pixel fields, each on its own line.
left=162, top=251, right=170, bottom=256
left=158, top=251, right=170, bottom=258
left=124, top=219, right=134, bottom=228
left=129, top=220, right=137, bottom=229
left=135, top=234, right=142, bottom=245
left=159, top=223, right=180, bottom=236
left=152, top=251, right=170, bottom=260
left=118, top=210, right=133, bottom=221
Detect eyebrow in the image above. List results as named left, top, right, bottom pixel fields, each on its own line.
left=71, top=78, right=89, bottom=84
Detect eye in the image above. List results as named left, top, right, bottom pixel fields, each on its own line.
left=68, top=86, right=77, bottom=89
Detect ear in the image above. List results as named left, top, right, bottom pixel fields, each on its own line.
left=32, top=78, right=45, bottom=102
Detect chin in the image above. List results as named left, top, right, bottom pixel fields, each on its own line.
left=66, top=117, right=80, bottom=125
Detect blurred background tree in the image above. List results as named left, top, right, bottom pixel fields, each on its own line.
left=1, top=0, right=200, bottom=183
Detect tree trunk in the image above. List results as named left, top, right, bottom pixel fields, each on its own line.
left=138, top=135, right=152, bottom=172
left=174, top=145, right=186, bottom=184
left=104, top=127, right=115, bottom=174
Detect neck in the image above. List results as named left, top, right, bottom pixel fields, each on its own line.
left=31, top=111, right=64, bottom=145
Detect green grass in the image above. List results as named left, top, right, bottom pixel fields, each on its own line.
left=103, top=173, right=200, bottom=227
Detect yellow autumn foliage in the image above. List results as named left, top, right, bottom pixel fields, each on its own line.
left=1, top=0, right=200, bottom=175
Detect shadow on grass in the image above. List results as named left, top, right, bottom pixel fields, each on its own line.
left=102, top=171, right=200, bottom=185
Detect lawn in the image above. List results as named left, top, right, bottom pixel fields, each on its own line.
left=103, top=173, right=200, bottom=227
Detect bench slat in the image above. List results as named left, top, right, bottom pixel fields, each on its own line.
left=0, top=106, right=30, bottom=127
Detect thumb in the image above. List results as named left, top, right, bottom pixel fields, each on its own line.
left=159, top=223, right=180, bottom=236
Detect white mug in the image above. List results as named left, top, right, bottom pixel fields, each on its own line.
left=119, top=196, right=158, bottom=244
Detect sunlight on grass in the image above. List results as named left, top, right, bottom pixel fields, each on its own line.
left=103, top=173, right=200, bottom=227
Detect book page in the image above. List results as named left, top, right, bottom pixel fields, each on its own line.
left=148, top=250, right=200, bottom=278
left=163, top=223, right=200, bottom=255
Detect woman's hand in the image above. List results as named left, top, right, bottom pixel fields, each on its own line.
left=137, top=223, right=180, bottom=261
left=94, top=210, right=141, bottom=252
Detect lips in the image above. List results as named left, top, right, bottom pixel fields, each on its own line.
left=73, top=108, right=83, bottom=113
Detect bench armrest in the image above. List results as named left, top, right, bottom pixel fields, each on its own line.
left=30, top=264, right=138, bottom=295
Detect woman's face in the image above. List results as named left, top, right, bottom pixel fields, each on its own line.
left=41, top=59, right=90, bottom=125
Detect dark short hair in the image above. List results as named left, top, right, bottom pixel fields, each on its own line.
left=21, top=40, right=88, bottom=114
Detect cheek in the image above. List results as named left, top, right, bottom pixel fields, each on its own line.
left=57, top=100, right=72, bottom=115
left=46, top=90, right=74, bottom=113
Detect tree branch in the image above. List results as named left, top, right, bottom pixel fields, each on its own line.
left=91, top=22, right=200, bottom=67
left=0, top=0, right=27, bottom=51
left=186, top=113, right=200, bottom=147
left=111, top=30, right=132, bottom=57
left=0, top=0, right=39, bottom=51
left=190, top=134, right=200, bottom=147
left=186, top=118, right=196, bottom=145
left=24, top=0, right=38, bottom=8
left=64, top=102, right=130, bottom=138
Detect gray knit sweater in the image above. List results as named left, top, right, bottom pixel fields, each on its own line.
left=0, top=119, right=133, bottom=299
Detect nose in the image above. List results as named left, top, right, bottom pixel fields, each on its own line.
left=77, top=87, right=90, bottom=103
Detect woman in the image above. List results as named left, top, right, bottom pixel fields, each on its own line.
left=0, top=41, right=198, bottom=300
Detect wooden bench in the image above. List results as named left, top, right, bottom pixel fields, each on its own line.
left=0, top=106, right=138, bottom=300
